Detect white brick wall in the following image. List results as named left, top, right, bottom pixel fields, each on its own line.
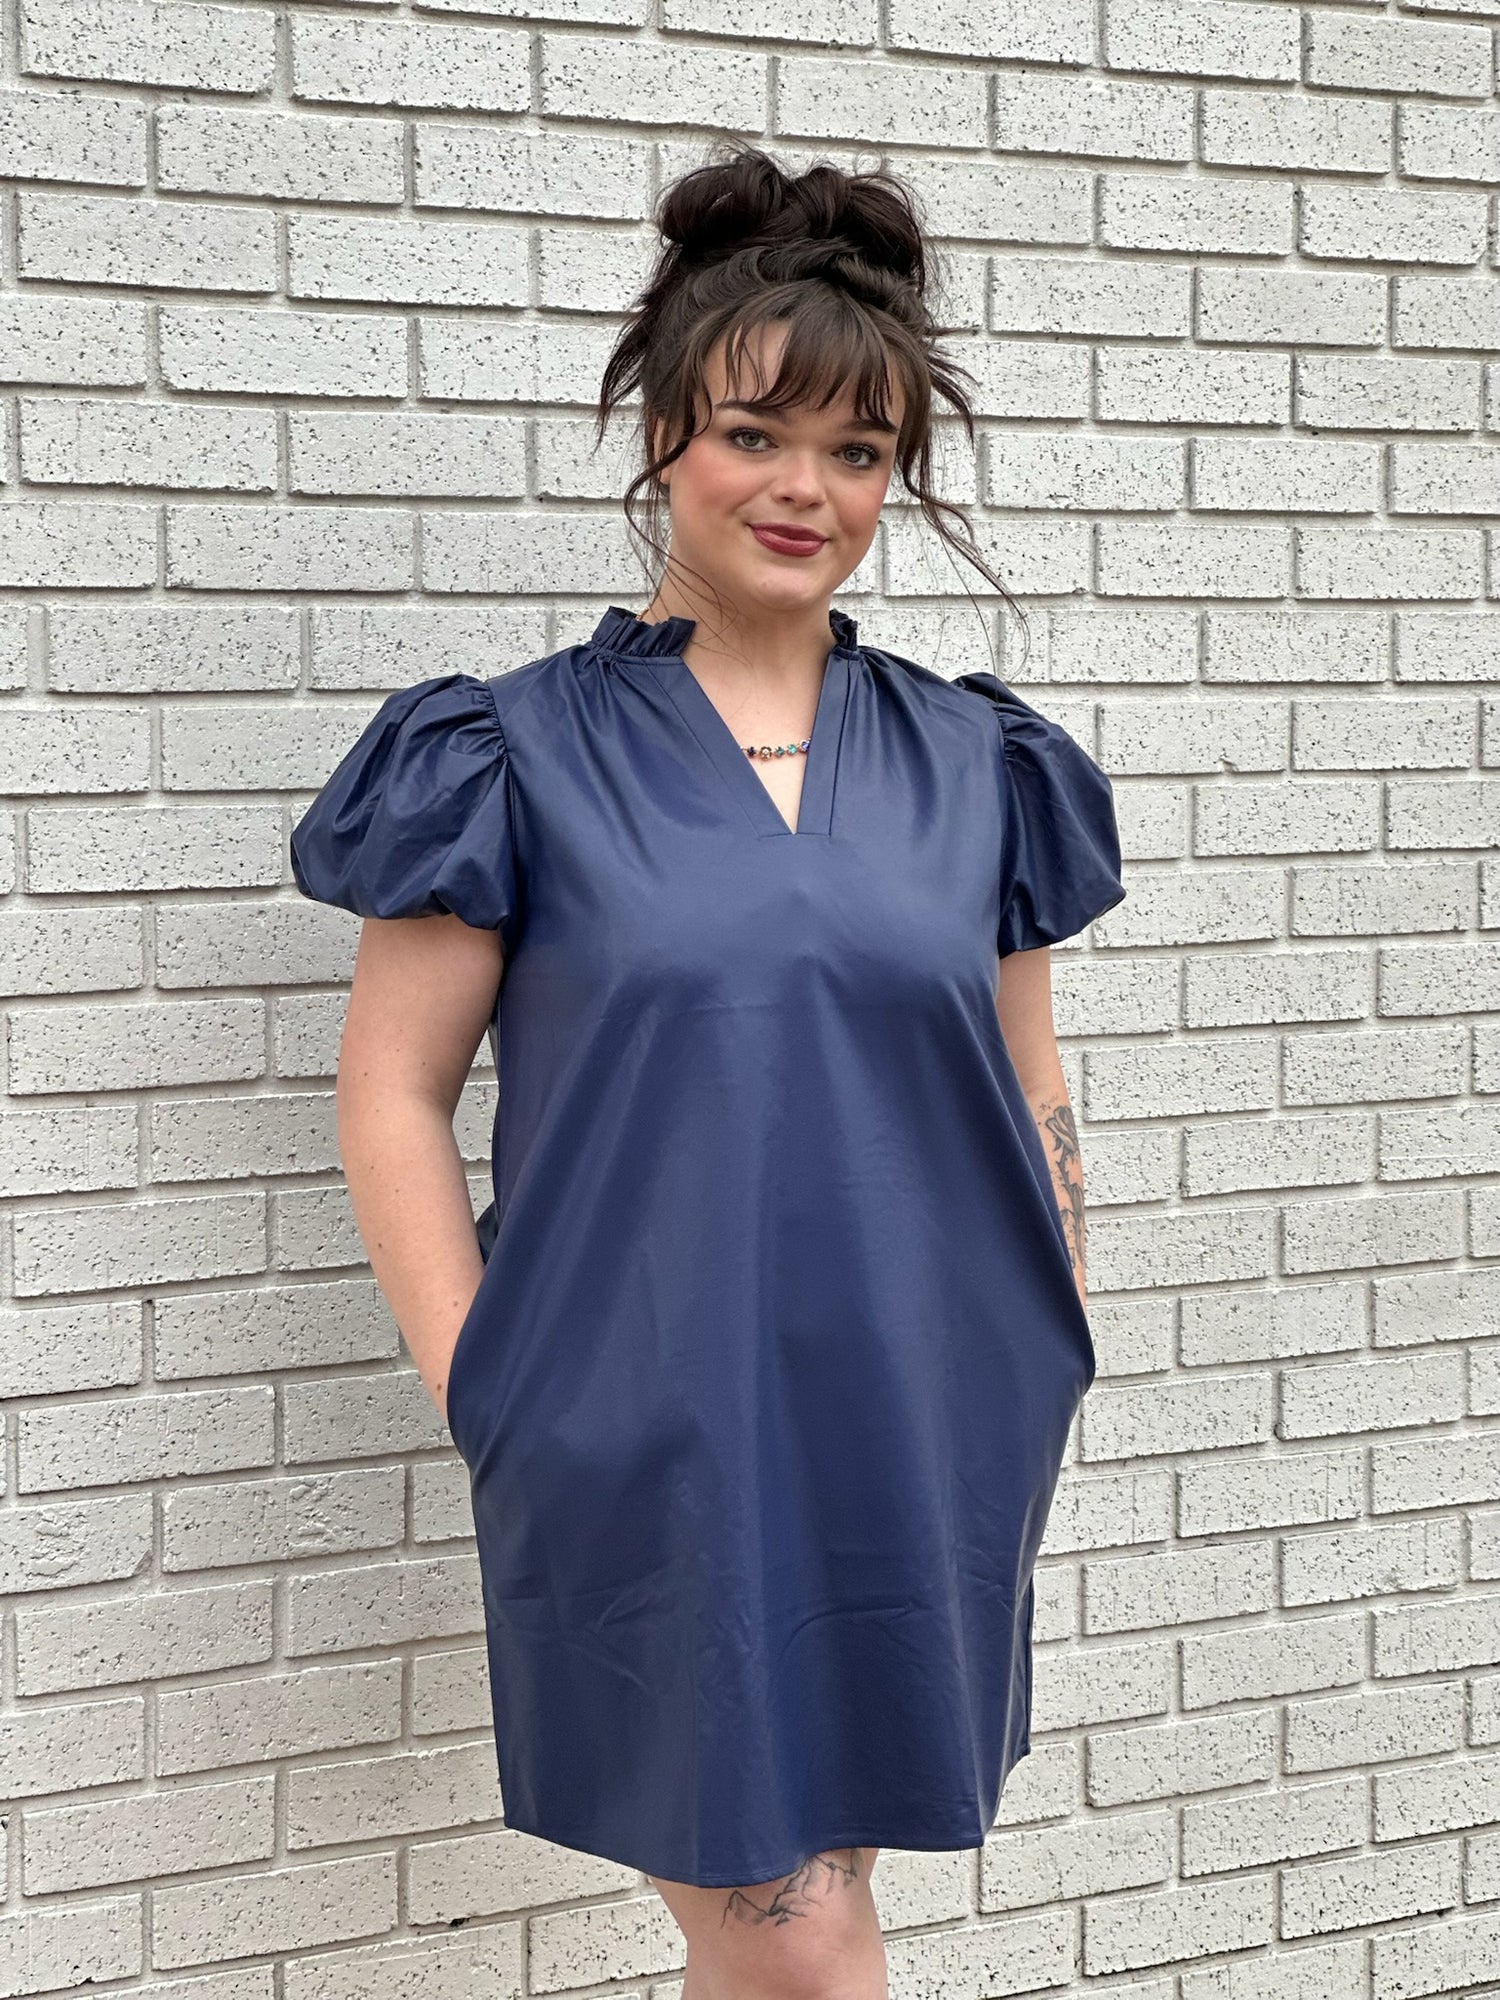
left=2, top=2, right=1498, bottom=1994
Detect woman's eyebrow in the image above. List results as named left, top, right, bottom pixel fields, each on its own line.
left=716, top=397, right=898, bottom=435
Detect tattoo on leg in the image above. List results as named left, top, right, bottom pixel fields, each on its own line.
left=720, top=1848, right=861, bottom=1927
left=1039, top=1097, right=1087, bottom=1288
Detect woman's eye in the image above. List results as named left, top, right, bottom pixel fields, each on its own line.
left=726, top=427, right=881, bottom=469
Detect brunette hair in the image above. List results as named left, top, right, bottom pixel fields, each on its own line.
left=595, top=142, right=1027, bottom=655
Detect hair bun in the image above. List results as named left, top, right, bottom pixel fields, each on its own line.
left=658, top=147, right=928, bottom=298
left=659, top=148, right=789, bottom=266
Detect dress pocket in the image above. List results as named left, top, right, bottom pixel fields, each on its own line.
left=443, top=1267, right=489, bottom=1463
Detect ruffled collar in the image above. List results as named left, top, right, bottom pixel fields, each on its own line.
left=592, top=602, right=860, bottom=659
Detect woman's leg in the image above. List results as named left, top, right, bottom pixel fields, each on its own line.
left=649, top=1847, right=887, bottom=2000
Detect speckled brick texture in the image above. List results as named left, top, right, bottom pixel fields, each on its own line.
left=2, top=4, right=1499, bottom=1995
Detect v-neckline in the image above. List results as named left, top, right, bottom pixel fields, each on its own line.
left=646, top=645, right=851, bottom=838
left=594, top=605, right=858, bottom=840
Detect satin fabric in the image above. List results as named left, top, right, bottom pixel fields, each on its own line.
left=289, top=603, right=1126, bottom=1887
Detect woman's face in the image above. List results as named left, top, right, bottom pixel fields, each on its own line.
left=653, top=322, right=903, bottom=626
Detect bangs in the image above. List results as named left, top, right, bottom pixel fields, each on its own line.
left=712, top=285, right=909, bottom=436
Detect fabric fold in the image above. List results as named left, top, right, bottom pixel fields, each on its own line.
left=953, top=670, right=1126, bottom=957
left=289, top=672, right=519, bottom=947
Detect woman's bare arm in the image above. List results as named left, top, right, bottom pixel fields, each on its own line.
left=335, top=912, right=505, bottom=1423
left=995, top=945, right=1089, bottom=1310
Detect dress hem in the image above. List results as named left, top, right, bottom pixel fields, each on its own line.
left=495, top=1740, right=1033, bottom=1890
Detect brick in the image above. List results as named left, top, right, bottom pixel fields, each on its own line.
left=0, top=1492, right=152, bottom=1594
left=21, top=397, right=275, bottom=492
left=282, top=1926, right=525, bottom=2000
left=1285, top=1682, right=1463, bottom=1774
left=285, top=1555, right=483, bottom=1656
left=526, top=1891, right=690, bottom=1990
left=1371, top=1432, right=1500, bottom=1515
left=0, top=908, right=142, bottom=1000
left=0, top=1300, right=141, bottom=1401
left=165, top=503, right=414, bottom=591
left=8, top=997, right=265, bottom=1092
left=0, top=1696, right=143, bottom=1801
left=1082, top=1873, right=1273, bottom=1977
left=1107, top=351, right=1291, bottom=433
left=414, top=126, right=652, bottom=217
left=1279, top=1352, right=1464, bottom=1440
left=1179, top=1449, right=1364, bottom=1539
left=1306, top=12, right=1492, bottom=98
left=980, top=1807, right=1169, bottom=1909
left=1297, top=355, right=1481, bottom=432
left=1203, top=83, right=1390, bottom=174
left=0, top=1103, right=137, bottom=1197
left=1181, top=1612, right=1365, bottom=1709
left=1301, top=185, right=1487, bottom=266
left=992, top=71, right=1190, bottom=161
left=0, top=1897, right=141, bottom=1995
left=1081, top=1372, right=1272, bottom=1462
left=0, top=85, right=146, bottom=184
left=290, top=411, right=527, bottom=500
left=406, top=1824, right=632, bottom=1927
left=160, top=306, right=407, bottom=400
left=48, top=599, right=299, bottom=692
left=157, top=105, right=404, bottom=205
left=1180, top=1939, right=1364, bottom=2000
left=18, top=1387, right=274, bottom=1493
left=11, top=1190, right=266, bottom=1295
left=1084, top=1539, right=1274, bottom=1633
left=163, top=1468, right=402, bottom=1572
left=291, top=16, right=529, bottom=113
left=24, top=1775, right=275, bottom=1893
left=991, top=255, right=1187, bottom=337
left=153, top=1276, right=396, bottom=1381
left=1178, top=1280, right=1365, bottom=1367
left=1184, top=1112, right=1376, bottom=1200
left=285, top=1742, right=498, bottom=1848
left=0, top=500, right=154, bottom=586
left=1281, top=1518, right=1461, bottom=1607
left=1180, top=1775, right=1365, bottom=1876
left=1085, top=1710, right=1276, bottom=1808
left=1100, top=172, right=1292, bottom=255
left=20, top=0, right=273, bottom=91
left=15, top=1581, right=273, bottom=1694
left=0, top=292, right=144, bottom=386
left=1374, top=1751, right=1500, bottom=1840
left=1373, top=1593, right=1500, bottom=1677
left=1032, top=1637, right=1169, bottom=1733
left=1372, top=1909, right=1500, bottom=1998
left=19, top=190, right=275, bottom=290
left=27, top=804, right=284, bottom=895
left=157, top=1662, right=402, bottom=1776
left=153, top=1854, right=396, bottom=1969
left=1104, top=0, right=1298, bottom=83
left=0, top=700, right=150, bottom=792
left=1281, top=1840, right=1459, bottom=1940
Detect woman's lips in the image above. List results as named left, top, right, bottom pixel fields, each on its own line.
left=750, top=524, right=827, bottom=558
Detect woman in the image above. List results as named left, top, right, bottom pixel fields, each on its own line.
left=290, top=144, right=1125, bottom=1999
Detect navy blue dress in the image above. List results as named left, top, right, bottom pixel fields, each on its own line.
left=289, top=602, right=1125, bottom=1888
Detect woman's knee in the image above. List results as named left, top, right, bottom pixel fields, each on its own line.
left=651, top=1847, right=885, bottom=1999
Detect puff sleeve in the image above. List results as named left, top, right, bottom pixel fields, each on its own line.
left=289, top=673, right=518, bottom=945
left=954, top=671, right=1125, bottom=958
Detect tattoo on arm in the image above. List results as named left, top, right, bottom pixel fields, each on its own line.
left=1037, top=1095, right=1087, bottom=1292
